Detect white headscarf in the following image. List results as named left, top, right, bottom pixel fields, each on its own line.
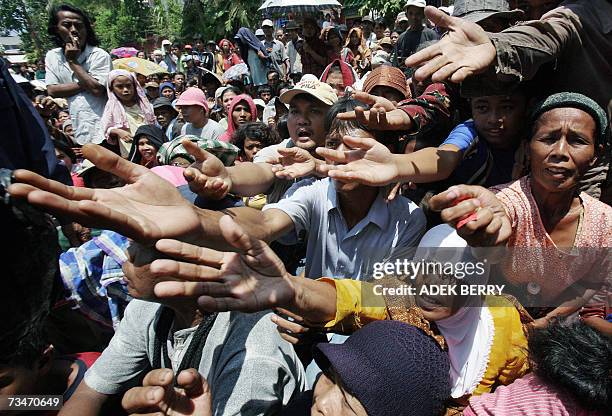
left=416, top=225, right=495, bottom=398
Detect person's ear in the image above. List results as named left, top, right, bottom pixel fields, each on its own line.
left=588, top=144, right=602, bottom=168
left=37, top=345, right=55, bottom=377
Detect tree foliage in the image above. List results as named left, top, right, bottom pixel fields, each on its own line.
left=181, top=0, right=261, bottom=41
left=359, top=0, right=406, bottom=25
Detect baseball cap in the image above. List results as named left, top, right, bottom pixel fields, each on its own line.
left=253, top=98, right=266, bottom=108
left=452, top=0, right=524, bottom=23
left=405, top=0, right=426, bottom=8
left=176, top=87, right=209, bottom=111
left=262, top=19, right=274, bottom=28
left=161, top=39, right=171, bottom=46
left=280, top=79, right=338, bottom=106
left=153, top=49, right=163, bottom=56
left=255, top=29, right=265, bottom=36
left=152, top=96, right=177, bottom=111
left=397, top=11, right=409, bottom=22
left=361, top=16, right=374, bottom=23
left=214, top=86, right=230, bottom=101
left=145, top=81, right=159, bottom=89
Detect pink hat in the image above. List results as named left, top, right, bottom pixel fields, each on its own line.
left=150, top=165, right=188, bottom=187
left=175, top=87, right=209, bottom=111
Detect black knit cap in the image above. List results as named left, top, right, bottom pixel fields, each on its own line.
left=313, top=321, right=450, bottom=416
left=531, top=92, right=610, bottom=148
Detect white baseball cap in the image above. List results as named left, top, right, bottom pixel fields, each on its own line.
left=161, top=39, right=171, bottom=46
left=280, top=79, right=338, bottom=106
left=397, top=11, right=409, bottom=22
left=405, top=0, right=426, bottom=8
left=255, top=29, right=265, bottom=36
left=262, top=19, right=274, bottom=28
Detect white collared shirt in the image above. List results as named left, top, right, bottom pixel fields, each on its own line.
left=45, top=45, right=112, bottom=145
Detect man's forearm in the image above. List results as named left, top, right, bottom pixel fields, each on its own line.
left=228, top=162, right=277, bottom=196
left=192, top=206, right=291, bottom=250
left=59, top=382, right=107, bottom=416
left=47, top=83, right=83, bottom=98
left=69, top=61, right=105, bottom=96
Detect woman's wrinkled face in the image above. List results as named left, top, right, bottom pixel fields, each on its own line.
left=112, top=75, right=136, bottom=104
left=161, top=87, right=175, bottom=99
left=529, top=107, right=597, bottom=194
left=222, top=91, right=237, bottom=114
left=311, top=371, right=367, bottom=416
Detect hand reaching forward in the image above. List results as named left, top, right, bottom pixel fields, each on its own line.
left=8, top=144, right=201, bottom=243
left=182, top=140, right=232, bottom=201
left=150, top=215, right=297, bottom=313
left=405, top=6, right=496, bottom=83
left=316, top=135, right=401, bottom=186
left=122, top=368, right=212, bottom=416
left=429, top=185, right=512, bottom=247
left=336, top=91, right=412, bottom=131
left=271, top=147, right=320, bottom=180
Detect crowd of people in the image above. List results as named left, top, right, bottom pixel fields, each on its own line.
left=1, top=0, right=611, bottom=415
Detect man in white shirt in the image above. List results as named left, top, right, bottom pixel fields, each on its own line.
left=45, top=4, right=111, bottom=145
left=285, top=21, right=303, bottom=76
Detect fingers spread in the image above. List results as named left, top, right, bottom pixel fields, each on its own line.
left=154, top=281, right=231, bottom=299
left=12, top=170, right=95, bottom=201
left=342, top=134, right=378, bottom=151
left=315, top=147, right=349, bottom=164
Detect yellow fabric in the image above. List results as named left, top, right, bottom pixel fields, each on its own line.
left=325, top=282, right=529, bottom=396
left=319, top=278, right=389, bottom=333
left=243, top=194, right=267, bottom=210
left=472, top=296, right=530, bottom=396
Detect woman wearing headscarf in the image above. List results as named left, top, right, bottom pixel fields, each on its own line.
left=343, top=27, right=371, bottom=76
left=319, top=59, right=358, bottom=98
left=216, top=38, right=243, bottom=76
left=234, top=27, right=270, bottom=87
left=101, top=69, right=156, bottom=158
left=219, top=94, right=257, bottom=142
left=127, top=124, right=166, bottom=168
left=321, top=27, right=350, bottom=64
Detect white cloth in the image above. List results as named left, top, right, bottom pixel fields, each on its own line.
left=286, top=39, right=302, bottom=74
left=417, top=224, right=495, bottom=399
left=45, top=45, right=112, bottom=144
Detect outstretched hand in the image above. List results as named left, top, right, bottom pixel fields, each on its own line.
left=151, top=215, right=297, bottom=313
left=182, top=140, right=232, bottom=201
left=316, top=135, right=401, bottom=186
left=336, top=91, right=412, bottom=131
left=8, top=144, right=201, bottom=243
left=271, top=147, right=319, bottom=180
left=121, top=368, right=212, bottom=416
left=429, top=185, right=512, bottom=247
left=405, top=6, right=496, bottom=83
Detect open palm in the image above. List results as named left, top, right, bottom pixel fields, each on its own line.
left=317, top=135, right=400, bottom=186
left=271, top=147, right=317, bottom=180
left=183, top=141, right=232, bottom=201
left=9, top=144, right=201, bottom=243
left=406, top=6, right=496, bottom=83
left=151, top=215, right=296, bottom=313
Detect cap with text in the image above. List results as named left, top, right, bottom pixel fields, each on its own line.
left=280, top=79, right=338, bottom=106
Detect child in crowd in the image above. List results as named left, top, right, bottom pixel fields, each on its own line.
left=101, top=69, right=156, bottom=158
left=257, top=85, right=273, bottom=104
left=233, top=122, right=280, bottom=209
left=175, top=87, right=225, bottom=141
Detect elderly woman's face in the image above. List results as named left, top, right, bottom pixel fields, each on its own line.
left=530, top=107, right=597, bottom=193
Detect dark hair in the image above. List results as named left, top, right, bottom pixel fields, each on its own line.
left=174, top=72, right=185, bottom=79
left=47, top=4, right=99, bottom=48
left=258, top=85, right=272, bottom=95
left=529, top=321, right=611, bottom=412
left=0, top=172, right=60, bottom=367
left=267, top=69, right=280, bottom=78
left=221, top=85, right=242, bottom=101
left=324, top=96, right=402, bottom=150
left=275, top=114, right=290, bottom=141
left=324, top=96, right=370, bottom=132
left=232, top=122, right=279, bottom=158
